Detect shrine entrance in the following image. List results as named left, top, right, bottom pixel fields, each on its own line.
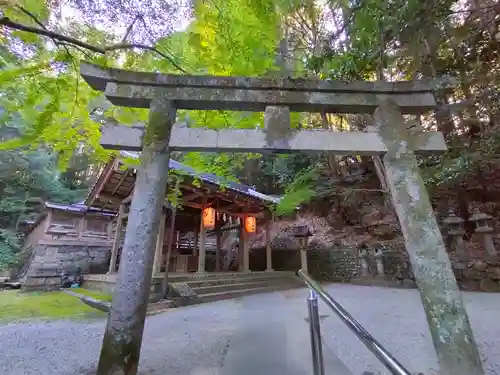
left=85, top=153, right=278, bottom=277
left=80, top=62, right=483, bottom=375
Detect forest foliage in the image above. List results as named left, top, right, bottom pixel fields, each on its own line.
left=0, top=0, right=499, bottom=268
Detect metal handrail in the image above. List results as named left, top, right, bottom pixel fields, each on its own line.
left=298, top=269, right=412, bottom=375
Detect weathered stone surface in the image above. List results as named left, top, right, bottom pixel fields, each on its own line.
left=374, top=100, right=483, bottom=375
left=464, top=268, right=484, bottom=280
left=479, top=279, right=500, bottom=292
left=81, top=61, right=453, bottom=94
left=105, top=81, right=436, bottom=114
left=470, top=259, right=488, bottom=272
left=488, top=267, right=500, bottom=280
left=61, top=289, right=111, bottom=312
left=20, top=243, right=111, bottom=290
left=263, top=106, right=292, bottom=150
left=169, top=282, right=200, bottom=306
left=96, top=98, right=176, bottom=375
left=101, top=123, right=447, bottom=155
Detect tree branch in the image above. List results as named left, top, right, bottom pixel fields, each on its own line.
left=0, top=17, right=186, bottom=73
left=104, top=43, right=186, bottom=72
left=121, top=15, right=140, bottom=43
left=16, top=6, right=46, bottom=29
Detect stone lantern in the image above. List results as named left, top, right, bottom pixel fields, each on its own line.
left=469, top=210, right=496, bottom=258
left=292, top=225, right=312, bottom=273
left=358, top=246, right=369, bottom=277
left=373, top=247, right=385, bottom=278
left=443, top=210, right=467, bottom=258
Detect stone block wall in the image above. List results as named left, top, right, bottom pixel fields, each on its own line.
left=22, top=242, right=111, bottom=291
left=451, top=258, right=500, bottom=292
left=250, top=244, right=500, bottom=293
left=308, top=249, right=360, bottom=281
left=250, top=247, right=361, bottom=281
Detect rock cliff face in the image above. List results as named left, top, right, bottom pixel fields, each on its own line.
left=249, top=168, right=500, bottom=292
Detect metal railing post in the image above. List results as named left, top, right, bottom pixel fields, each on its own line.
left=307, top=289, right=325, bottom=375
left=298, top=269, right=412, bottom=375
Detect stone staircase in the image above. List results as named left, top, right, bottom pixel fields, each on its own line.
left=154, top=271, right=304, bottom=306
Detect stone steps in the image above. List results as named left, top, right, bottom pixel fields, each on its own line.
left=192, top=279, right=291, bottom=295
left=165, top=271, right=303, bottom=306
left=183, top=274, right=292, bottom=289
left=197, top=282, right=303, bottom=304
left=153, top=271, right=289, bottom=284
left=147, top=300, right=175, bottom=314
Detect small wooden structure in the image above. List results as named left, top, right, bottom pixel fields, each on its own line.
left=85, top=151, right=279, bottom=275
left=19, top=202, right=115, bottom=289
left=24, top=201, right=115, bottom=248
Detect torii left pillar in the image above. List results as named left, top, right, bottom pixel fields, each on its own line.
left=96, top=98, right=175, bottom=375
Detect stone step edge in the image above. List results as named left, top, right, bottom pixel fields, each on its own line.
left=192, top=279, right=300, bottom=294
left=152, top=271, right=296, bottom=281
left=185, top=276, right=300, bottom=288
left=197, top=284, right=302, bottom=300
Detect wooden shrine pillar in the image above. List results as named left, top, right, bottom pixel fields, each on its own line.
left=152, top=211, right=166, bottom=275
left=96, top=98, right=176, bottom=375
left=374, top=100, right=483, bottom=375
left=193, top=221, right=199, bottom=256
left=108, top=205, right=124, bottom=274
left=215, top=214, right=222, bottom=272
left=161, top=205, right=178, bottom=297
left=197, top=198, right=207, bottom=273
left=265, top=211, right=273, bottom=271
left=241, top=218, right=250, bottom=272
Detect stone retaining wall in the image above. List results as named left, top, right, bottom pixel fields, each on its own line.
left=22, top=241, right=112, bottom=291
left=250, top=248, right=361, bottom=281
left=451, top=258, right=500, bottom=292
left=252, top=246, right=500, bottom=292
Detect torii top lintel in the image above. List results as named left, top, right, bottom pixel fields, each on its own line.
left=80, top=62, right=453, bottom=115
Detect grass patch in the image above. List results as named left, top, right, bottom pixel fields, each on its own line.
left=0, top=288, right=112, bottom=323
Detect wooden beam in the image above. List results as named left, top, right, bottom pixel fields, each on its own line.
left=152, top=212, right=166, bottom=275
left=108, top=205, right=124, bottom=273
left=198, top=197, right=207, bottom=273
left=182, top=200, right=261, bottom=217
left=265, top=211, right=273, bottom=271
left=215, top=213, right=222, bottom=272
left=86, top=158, right=119, bottom=206
left=98, top=194, right=125, bottom=205
left=161, top=206, right=177, bottom=297
left=100, top=124, right=447, bottom=155
left=111, top=170, right=130, bottom=195
left=183, top=192, right=203, bottom=201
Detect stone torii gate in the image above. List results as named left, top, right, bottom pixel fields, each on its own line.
left=80, top=62, right=483, bottom=375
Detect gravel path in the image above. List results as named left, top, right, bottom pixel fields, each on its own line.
left=1, top=284, right=499, bottom=375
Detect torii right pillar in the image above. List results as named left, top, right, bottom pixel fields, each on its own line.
left=374, top=100, right=484, bottom=375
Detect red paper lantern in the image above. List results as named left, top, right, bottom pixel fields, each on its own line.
left=203, top=207, right=216, bottom=229
left=244, top=216, right=256, bottom=233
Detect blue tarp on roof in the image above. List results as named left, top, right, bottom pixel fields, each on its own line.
left=121, top=151, right=280, bottom=204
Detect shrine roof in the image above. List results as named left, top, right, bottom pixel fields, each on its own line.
left=85, top=152, right=280, bottom=214
left=119, top=151, right=279, bottom=205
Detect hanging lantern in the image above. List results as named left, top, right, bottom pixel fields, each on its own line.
left=203, top=207, right=216, bottom=229
left=244, top=216, right=256, bottom=233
